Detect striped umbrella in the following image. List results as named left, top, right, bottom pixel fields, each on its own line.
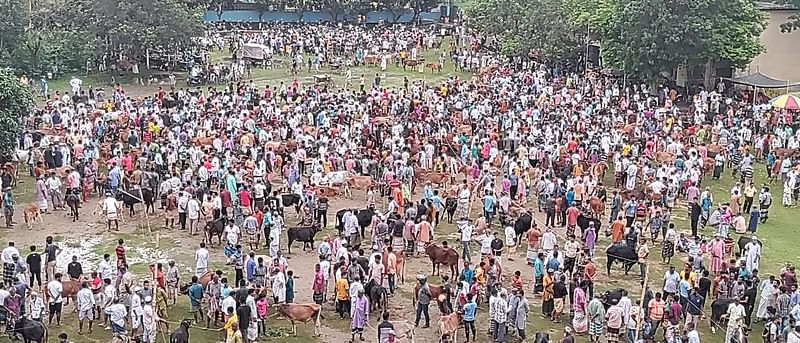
left=770, top=94, right=800, bottom=110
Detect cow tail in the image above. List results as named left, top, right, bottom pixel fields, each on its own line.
left=315, top=306, right=323, bottom=326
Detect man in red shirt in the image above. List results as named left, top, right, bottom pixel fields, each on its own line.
left=565, top=204, right=581, bottom=237
left=115, top=239, right=126, bottom=268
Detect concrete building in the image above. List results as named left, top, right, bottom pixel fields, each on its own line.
left=742, top=2, right=800, bottom=81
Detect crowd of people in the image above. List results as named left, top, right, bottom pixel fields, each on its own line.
left=4, top=19, right=800, bottom=343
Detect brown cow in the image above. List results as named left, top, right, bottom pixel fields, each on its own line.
left=275, top=303, right=322, bottom=336
left=655, top=151, right=676, bottom=163
left=588, top=197, right=605, bottom=219
left=347, top=176, right=376, bottom=190
left=390, top=320, right=416, bottom=342
left=311, top=186, right=338, bottom=197
left=702, top=157, right=715, bottom=175
left=23, top=203, right=43, bottom=229
left=191, top=137, right=213, bottom=146
left=420, top=172, right=449, bottom=186
left=412, top=283, right=444, bottom=306
left=437, top=311, right=462, bottom=343
left=383, top=250, right=406, bottom=284
left=44, top=279, right=83, bottom=311
left=425, top=244, right=458, bottom=279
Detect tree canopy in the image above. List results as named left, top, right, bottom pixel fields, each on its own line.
left=467, top=0, right=766, bottom=82
left=465, top=0, right=584, bottom=58
left=0, top=0, right=203, bottom=75
left=0, top=69, right=31, bottom=158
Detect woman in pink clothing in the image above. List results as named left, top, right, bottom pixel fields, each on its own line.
left=572, top=282, right=588, bottom=333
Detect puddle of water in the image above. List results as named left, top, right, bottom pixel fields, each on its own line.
left=55, top=237, right=175, bottom=277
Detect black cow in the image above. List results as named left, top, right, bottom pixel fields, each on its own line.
left=281, top=193, right=302, bottom=216
left=514, top=212, right=532, bottom=245
left=170, top=319, right=191, bottom=343
left=205, top=218, right=225, bottom=246
left=15, top=316, right=47, bottom=343
left=335, top=208, right=376, bottom=238
left=116, top=188, right=143, bottom=216
left=287, top=223, right=321, bottom=254
left=365, top=279, right=388, bottom=313
left=600, top=288, right=625, bottom=308
left=445, top=197, right=457, bottom=223
left=605, top=245, right=637, bottom=274
left=66, top=189, right=81, bottom=222
left=709, top=298, right=738, bottom=333
left=737, top=236, right=761, bottom=257
left=142, top=187, right=156, bottom=214
left=577, top=215, right=601, bottom=243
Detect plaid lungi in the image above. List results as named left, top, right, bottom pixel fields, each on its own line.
left=589, top=322, right=604, bottom=336
left=3, top=263, right=14, bottom=284
left=607, top=327, right=620, bottom=343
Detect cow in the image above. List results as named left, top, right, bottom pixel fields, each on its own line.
left=600, top=288, right=625, bottom=308
left=514, top=212, right=533, bottom=245
left=141, top=187, right=156, bottom=214
left=577, top=215, right=601, bottom=242
left=281, top=193, right=302, bottom=217
left=420, top=172, right=448, bottom=186
left=335, top=208, right=376, bottom=238
left=22, top=203, right=42, bottom=229
left=364, top=280, right=388, bottom=313
left=14, top=316, right=48, bottom=343
left=737, top=236, right=761, bottom=257
left=346, top=175, right=376, bottom=190
left=437, top=311, right=461, bottom=343
left=170, top=318, right=191, bottom=343
left=588, top=197, right=605, bottom=218
left=286, top=224, right=321, bottom=254
left=44, top=279, right=81, bottom=311
left=116, top=188, right=142, bottom=217
left=275, top=303, right=323, bottom=336
left=444, top=197, right=457, bottom=223
left=412, top=284, right=444, bottom=307
left=389, top=320, right=416, bottom=342
left=605, top=245, right=637, bottom=275
left=425, top=243, right=458, bottom=279
left=325, top=171, right=352, bottom=198
left=204, top=218, right=225, bottom=246
left=65, top=190, right=81, bottom=222
left=709, top=298, right=738, bottom=333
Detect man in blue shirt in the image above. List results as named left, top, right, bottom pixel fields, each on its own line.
left=624, top=198, right=637, bottom=227
left=461, top=261, right=473, bottom=285
left=108, top=163, right=121, bottom=191
left=423, top=182, right=434, bottom=200
left=483, top=191, right=496, bottom=226
left=187, top=275, right=204, bottom=324
left=431, top=190, right=443, bottom=226
left=463, top=293, right=478, bottom=341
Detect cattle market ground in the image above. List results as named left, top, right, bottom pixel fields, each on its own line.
left=15, top=49, right=797, bottom=342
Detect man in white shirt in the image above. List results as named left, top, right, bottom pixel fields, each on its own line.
left=224, top=222, right=240, bottom=247
left=459, top=219, right=474, bottom=262
left=77, top=281, right=96, bottom=334
left=97, top=254, right=114, bottom=281
left=477, top=231, right=493, bottom=256
left=177, top=192, right=189, bottom=231
left=130, top=287, right=143, bottom=338
left=101, top=192, right=119, bottom=231
left=187, top=195, right=201, bottom=235
left=195, top=242, right=209, bottom=276
left=29, top=290, right=45, bottom=321
left=47, top=273, right=64, bottom=326
left=103, top=298, right=128, bottom=336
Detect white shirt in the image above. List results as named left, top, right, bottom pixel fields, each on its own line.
left=225, top=225, right=240, bottom=245
left=460, top=224, right=473, bottom=242
left=195, top=248, right=209, bottom=270
left=102, top=197, right=118, bottom=215
left=104, top=303, right=127, bottom=326
left=687, top=330, right=700, bottom=343
left=271, top=273, right=286, bottom=302
left=221, top=296, right=236, bottom=314
left=29, top=296, right=44, bottom=319
left=47, top=280, right=63, bottom=303
left=77, top=287, right=95, bottom=311
left=479, top=234, right=493, bottom=254
left=187, top=199, right=201, bottom=219
left=1, top=247, right=19, bottom=263
left=97, top=260, right=114, bottom=280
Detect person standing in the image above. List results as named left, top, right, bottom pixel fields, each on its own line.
left=463, top=292, right=478, bottom=341
left=489, top=289, right=508, bottom=342
left=47, top=273, right=63, bottom=326
left=414, top=277, right=431, bottom=328
left=195, top=243, right=209, bottom=276
left=725, top=298, right=747, bottom=343
left=26, top=246, right=42, bottom=288
left=187, top=275, right=204, bottom=324
left=351, top=289, right=369, bottom=342
left=606, top=298, right=624, bottom=343
left=76, top=281, right=95, bottom=334
left=587, top=293, right=606, bottom=343
left=43, top=236, right=60, bottom=282
left=104, top=298, right=128, bottom=338
left=514, top=289, right=529, bottom=340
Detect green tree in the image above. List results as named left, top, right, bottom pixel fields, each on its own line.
left=577, top=0, right=764, bottom=83
left=466, top=0, right=583, bottom=59
left=0, top=69, right=31, bottom=157
left=92, top=0, right=204, bottom=59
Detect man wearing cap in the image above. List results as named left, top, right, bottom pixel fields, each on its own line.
left=725, top=297, right=747, bottom=343
left=141, top=295, right=164, bottom=343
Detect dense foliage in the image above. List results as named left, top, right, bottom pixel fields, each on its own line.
left=0, top=69, right=31, bottom=157
left=467, top=0, right=766, bottom=83
left=0, top=0, right=203, bottom=76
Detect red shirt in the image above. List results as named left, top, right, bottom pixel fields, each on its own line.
left=220, top=190, right=232, bottom=208
left=115, top=244, right=126, bottom=267
left=239, top=190, right=251, bottom=208
left=566, top=207, right=580, bottom=226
